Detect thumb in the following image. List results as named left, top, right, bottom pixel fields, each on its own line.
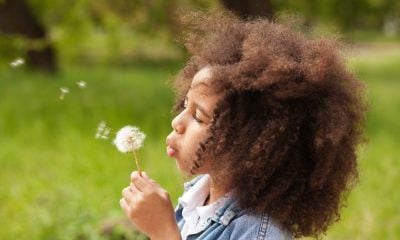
left=142, top=172, right=154, bottom=182
left=142, top=172, right=161, bottom=187
left=142, top=171, right=151, bottom=179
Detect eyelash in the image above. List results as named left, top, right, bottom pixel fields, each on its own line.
left=182, top=99, right=204, bottom=123
left=193, top=114, right=204, bottom=123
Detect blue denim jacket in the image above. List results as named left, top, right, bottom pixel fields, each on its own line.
left=175, top=176, right=293, bottom=240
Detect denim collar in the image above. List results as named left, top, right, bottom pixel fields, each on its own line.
left=210, top=195, right=241, bottom=226
left=181, top=175, right=242, bottom=226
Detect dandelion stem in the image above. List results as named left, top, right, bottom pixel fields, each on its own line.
left=133, top=150, right=142, bottom=177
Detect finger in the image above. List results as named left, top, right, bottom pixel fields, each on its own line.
left=120, top=198, right=130, bottom=214
left=142, top=171, right=150, bottom=179
left=122, top=186, right=135, bottom=205
left=142, top=172, right=156, bottom=183
left=131, top=171, right=151, bottom=192
left=142, top=172, right=161, bottom=188
left=141, top=173, right=169, bottom=199
left=129, top=182, right=141, bottom=194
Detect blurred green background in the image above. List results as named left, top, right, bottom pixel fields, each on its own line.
left=0, top=0, right=399, bottom=239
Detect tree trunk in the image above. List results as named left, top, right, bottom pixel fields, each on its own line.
left=220, top=0, right=274, bottom=19
left=0, top=0, right=57, bottom=73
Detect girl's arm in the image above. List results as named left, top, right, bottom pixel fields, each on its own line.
left=120, top=171, right=181, bottom=240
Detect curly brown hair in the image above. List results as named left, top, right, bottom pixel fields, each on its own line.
left=172, top=12, right=366, bottom=238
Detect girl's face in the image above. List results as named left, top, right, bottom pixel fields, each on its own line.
left=166, top=67, right=221, bottom=175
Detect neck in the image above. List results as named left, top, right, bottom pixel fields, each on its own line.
left=206, top=174, right=229, bottom=205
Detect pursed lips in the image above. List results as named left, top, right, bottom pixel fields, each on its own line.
left=166, top=138, right=178, bottom=157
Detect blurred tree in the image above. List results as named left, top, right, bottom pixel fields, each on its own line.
left=272, top=0, right=400, bottom=33
left=1, top=0, right=397, bottom=70
left=0, top=0, right=57, bottom=72
left=220, top=0, right=274, bottom=19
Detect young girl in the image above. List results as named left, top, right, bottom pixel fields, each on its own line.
left=120, top=12, right=366, bottom=239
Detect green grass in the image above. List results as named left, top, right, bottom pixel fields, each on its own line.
left=1, top=46, right=400, bottom=239
left=0, top=63, right=184, bottom=239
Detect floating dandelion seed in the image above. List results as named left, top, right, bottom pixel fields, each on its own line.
left=10, top=58, right=25, bottom=68
left=59, top=87, right=70, bottom=100
left=114, top=126, right=146, bottom=176
left=95, top=121, right=111, bottom=139
left=76, top=81, right=87, bottom=89
left=102, top=128, right=110, bottom=139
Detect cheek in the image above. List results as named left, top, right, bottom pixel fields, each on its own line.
left=185, top=125, right=207, bottom=148
left=179, top=141, right=199, bottom=167
left=177, top=127, right=208, bottom=173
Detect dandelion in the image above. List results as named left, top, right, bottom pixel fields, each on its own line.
left=95, top=121, right=111, bottom=139
left=59, top=87, right=70, bottom=100
left=10, top=58, right=25, bottom=68
left=76, top=81, right=87, bottom=89
left=114, top=126, right=146, bottom=176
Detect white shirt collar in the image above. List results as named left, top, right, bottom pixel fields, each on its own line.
left=179, top=174, right=232, bottom=239
left=179, top=174, right=210, bottom=209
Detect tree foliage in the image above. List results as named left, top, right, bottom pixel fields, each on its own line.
left=0, top=0, right=57, bottom=72
left=272, top=0, right=400, bottom=32
left=0, top=0, right=398, bottom=69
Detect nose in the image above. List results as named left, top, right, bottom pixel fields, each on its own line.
left=171, top=111, right=185, bottom=134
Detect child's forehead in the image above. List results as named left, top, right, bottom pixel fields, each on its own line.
left=188, top=66, right=217, bottom=98
left=191, top=66, right=213, bottom=87
left=187, top=83, right=212, bottom=99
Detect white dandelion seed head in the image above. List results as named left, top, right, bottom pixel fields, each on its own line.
left=77, top=81, right=87, bottom=88
left=113, top=126, right=146, bottom=153
left=10, top=58, right=25, bottom=67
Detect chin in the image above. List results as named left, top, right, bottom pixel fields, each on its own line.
left=175, top=163, right=193, bottom=176
left=175, top=160, right=186, bottom=172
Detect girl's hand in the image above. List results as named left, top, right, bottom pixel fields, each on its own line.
left=120, top=171, right=181, bottom=240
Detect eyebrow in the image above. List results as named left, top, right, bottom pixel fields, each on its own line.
left=184, top=96, right=211, bottom=119
left=189, top=81, right=209, bottom=89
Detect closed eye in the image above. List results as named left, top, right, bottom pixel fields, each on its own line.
left=183, top=95, right=207, bottom=124
left=193, top=113, right=204, bottom=123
